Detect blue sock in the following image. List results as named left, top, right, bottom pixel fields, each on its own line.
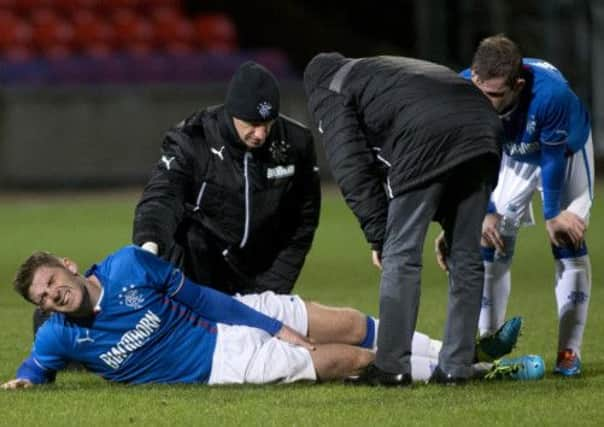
left=359, top=315, right=375, bottom=349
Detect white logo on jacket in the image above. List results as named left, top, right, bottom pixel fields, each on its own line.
left=161, top=155, right=175, bottom=170
left=267, top=165, right=295, bottom=179
left=210, top=146, right=225, bottom=161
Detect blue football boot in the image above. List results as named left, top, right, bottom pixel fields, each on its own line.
left=476, top=316, right=523, bottom=362
left=553, top=349, right=582, bottom=377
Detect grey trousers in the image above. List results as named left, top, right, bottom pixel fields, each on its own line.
left=375, top=161, right=492, bottom=379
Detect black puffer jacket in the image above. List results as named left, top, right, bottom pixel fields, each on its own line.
left=133, top=106, right=321, bottom=294
left=304, top=53, right=502, bottom=250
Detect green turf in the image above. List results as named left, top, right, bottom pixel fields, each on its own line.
left=0, top=187, right=602, bottom=426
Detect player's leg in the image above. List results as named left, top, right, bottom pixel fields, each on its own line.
left=551, top=135, right=594, bottom=375
left=312, top=345, right=439, bottom=383
left=305, top=302, right=371, bottom=346
left=305, top=301, right=442, bottom=357
left=311, top=344, right=375, bottom=381
left=479, top=156, right=539, bottom=336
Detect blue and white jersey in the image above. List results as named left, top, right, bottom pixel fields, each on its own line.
left=17, top=246, right=282, bottom=385
left=461, top=59, right=591, bottom=219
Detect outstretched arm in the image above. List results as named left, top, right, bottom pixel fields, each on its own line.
left=2, top=355, right=58, bottom=390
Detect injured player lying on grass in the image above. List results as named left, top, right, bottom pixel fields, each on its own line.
left=2, top=245, right=543, bottom=390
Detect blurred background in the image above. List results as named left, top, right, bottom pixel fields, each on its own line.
left=0, top=0, right=601, bottom=189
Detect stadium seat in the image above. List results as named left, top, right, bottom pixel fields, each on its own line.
left=0, top=13, right=34, bottom=61
left=54, top=0, right=100, bottom=16
left=140, top=0, right=180, bottom=9
left=193, top=13, right=238, bottom=53
left=101, top=0, right=141, bottom=12
left=72, top=10, right=115, bottom=56
left=15, top=0, right=53, bottom=15
left=0, top=13, right=32, bottom=58
left=111, top=8, right=154, bottom=55
left=152, top=8, right=194, bottom=54
left=31, top=9, right=75, bottom=59
left=0, top=0, right=17, bottom=10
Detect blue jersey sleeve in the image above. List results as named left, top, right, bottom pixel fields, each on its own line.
left=171, top=278, right=283, bottom=335
left=16, top=320, right=68, bottom=384
left=538, top=88, right=570, bottom=219
left=131, top=247, right=283, bottom=335
left=16, top=356, right=57, bottom=384
left=540, top=144, right=566, bottom=219
left=538, top=87, right=571, bottom=146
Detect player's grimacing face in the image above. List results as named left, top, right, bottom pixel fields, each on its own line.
left=233, top=117, right=274, bottom=149
left=471, top=72, right=523, bottom=114
left=28, top=264, right=87, bottom=315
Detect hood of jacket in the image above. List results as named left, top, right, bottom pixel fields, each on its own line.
left=303, top=52, right=351, bottom=96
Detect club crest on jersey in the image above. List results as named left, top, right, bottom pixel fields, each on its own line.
left=267, top=164, right=295, bottom=179
left=257, top=101, right=273, bottom=119
left=119, top=285, right=145, bottom=309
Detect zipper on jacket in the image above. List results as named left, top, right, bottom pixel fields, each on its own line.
left=240, top=151, right=252, bottom=248
left=193, top=182, right=207, bottom=212
left=373, top=147, right=394, bottom=198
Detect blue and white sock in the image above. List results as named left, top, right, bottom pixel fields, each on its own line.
left=555, top=255, right=591, bottom=355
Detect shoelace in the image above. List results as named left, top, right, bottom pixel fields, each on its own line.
left=484, top=361, right=520, bottom=380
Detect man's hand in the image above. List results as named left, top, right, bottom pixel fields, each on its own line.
left=276, top=325, right=316, bottom=351
left=371, top=250, right=382, bottom=270
left=545, top=210, right=586, bottom=249
left=1, top=379, right=33, bottom=390
left=434, top=231, right=448, bottom=272
left=481, top=213, right=504, bottom=253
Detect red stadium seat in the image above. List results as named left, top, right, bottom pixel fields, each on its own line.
left=15, top=0, right=55, bottom=16
left=0, top=0, right=17, bottom=10
left=29, top=8, right=60, bottom=27
left=102, top=0, right=142, bottom=11
left=0, top=13, right=32, bottom=56
left=112, top=8, right=154, bottom=54
left=140, top=0, right=179, bottom=9
left=54, top=0, right=100, bottom=16
left=31, top=11, right=74, bottom=58
left=72, top=10, right=115, bottom=56
left=193, top=13, right=238, bottom=53
left=152, top=9, right=193, bottom=53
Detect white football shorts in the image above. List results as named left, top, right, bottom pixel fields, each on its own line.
left=490, top=132, right=594, bottom=226
left=208, top=291, right=316, bottom=385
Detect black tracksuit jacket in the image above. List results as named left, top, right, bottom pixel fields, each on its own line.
left=304, top=53, right=502, bottom=250
left=133, top=106, right=321, bottom=294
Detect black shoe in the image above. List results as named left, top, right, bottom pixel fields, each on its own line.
left=346, top=363, right=412, bottom=387
left=429, top=366, right=468, bottom=386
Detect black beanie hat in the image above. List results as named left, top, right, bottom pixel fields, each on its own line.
left=225, top=61, right=280, bottom=122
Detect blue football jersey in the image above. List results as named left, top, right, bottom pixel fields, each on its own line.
left=461, top=59, right=591, bottom=218
left=17, top=246, right=282, bottom=385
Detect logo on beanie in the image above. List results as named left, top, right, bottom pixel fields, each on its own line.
left=257, top=101, right=273, bottom=119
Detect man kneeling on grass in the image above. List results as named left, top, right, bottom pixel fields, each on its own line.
left=2, top=246, right=540, bottom=389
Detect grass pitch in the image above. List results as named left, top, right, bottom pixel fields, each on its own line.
left=0, top=187, right=602, bottom=426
